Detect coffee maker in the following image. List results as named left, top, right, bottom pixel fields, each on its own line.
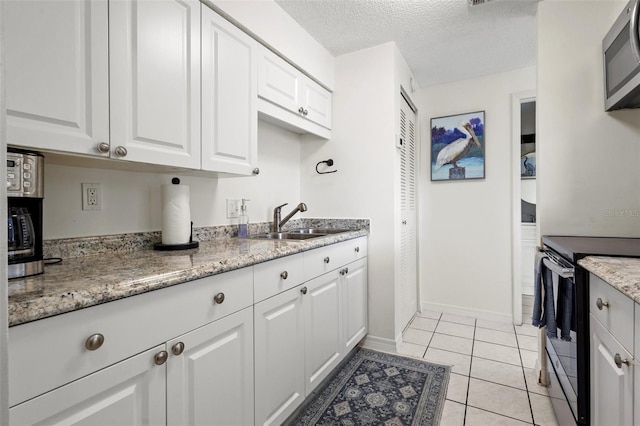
left=7, top=148, right=44, bottom=279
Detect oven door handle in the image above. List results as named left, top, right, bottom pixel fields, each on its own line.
left=542, top=257, right=574, bottom=279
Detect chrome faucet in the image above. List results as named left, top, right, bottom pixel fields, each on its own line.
left=273, top=202, right=307, bottom=232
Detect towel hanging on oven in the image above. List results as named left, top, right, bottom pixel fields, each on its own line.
left=532, top=249, right=575, bottom=341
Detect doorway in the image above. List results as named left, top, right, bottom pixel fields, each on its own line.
left=511, top=91, right=536, bottom=325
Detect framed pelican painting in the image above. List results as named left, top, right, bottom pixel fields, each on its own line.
left=430, top=111, right=485, bottom=181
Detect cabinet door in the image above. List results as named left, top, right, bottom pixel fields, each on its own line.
left=343, top=258, right=368, bottom=351
left=590, top=314, right=633, bottom=426
left=109, top=0, right=201, bottom=168
left=304, top=271, right=342, bottom=394
left=5, top=0, right=109, bottom=156
left=167, top=307, right=253, bottom=426
left=257, top=46, right=301, bottom=114
left=9, top=345, right=166, bottom=426
left=254, top=286, right=305, bottom=426
left=201, top=7, right=258, bottom=175
left=301, top=76, right=332, bottom=129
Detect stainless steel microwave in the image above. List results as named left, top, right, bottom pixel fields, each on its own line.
left=603, top=0, right=640, bottom=111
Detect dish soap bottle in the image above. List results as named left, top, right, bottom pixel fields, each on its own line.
left=238, top=199, right=250, bottom=238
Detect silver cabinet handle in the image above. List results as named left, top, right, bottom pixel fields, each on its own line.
left=298, top=107, right=305, bottom=114
left=154, top=350, right=168, bottom=365
left=596, top=298, right=609, bottom=310
left=614, top=353, right=630, bottom=368
left=355, top=247, right=360, bottom=253
left=172, top=342, right=185, bottom=356
left=85, top=333, right=105, bottom=351
left=114, top=146, right=128, bottom=157
left=324, top=257, right=330, bottom=264
left=253, top=168, right=260, bottom=175
left=402, top=220, right=407, bottom=225
left=303, top=109, right=308, bottom=116
left=96, top=142, right=110, bottom=153
left=300, top=287, right=307, bottom=295
left=344, top=267, right=349, bottom=275
left=281, top=271, right=288, bottom=280
left=213, top=293, right=225, bottom=304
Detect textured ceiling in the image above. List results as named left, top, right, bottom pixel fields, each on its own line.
left=275, top=0, right=538, bottom=88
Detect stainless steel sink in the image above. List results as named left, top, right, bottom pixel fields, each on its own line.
left=250, top=228, right=351, bottom=240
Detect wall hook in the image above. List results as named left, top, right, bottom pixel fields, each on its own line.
left=316, top=159, right=337, bottom=174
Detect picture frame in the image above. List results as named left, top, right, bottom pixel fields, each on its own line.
left=430, top=111, right=485, bottom=181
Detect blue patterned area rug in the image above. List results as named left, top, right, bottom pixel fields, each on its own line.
left=283, top=348, right=450, bottom=426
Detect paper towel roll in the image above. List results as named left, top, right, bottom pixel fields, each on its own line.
left=161, top=183, right=191, bottom=245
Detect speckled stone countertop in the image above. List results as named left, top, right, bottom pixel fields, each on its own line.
left=579, top=256, right=640, bottom=304
left=9, top=219, right=368, bottom=327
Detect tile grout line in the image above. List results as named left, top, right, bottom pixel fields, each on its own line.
left=462, top=318, right=477, bottom=426
left=515, top=323, right=537, bottom=425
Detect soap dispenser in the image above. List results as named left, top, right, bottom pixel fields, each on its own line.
left=238, top=199, right=250, bottom=238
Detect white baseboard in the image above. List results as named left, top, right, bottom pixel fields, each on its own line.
left=421, top=301, right=514, bottom=324
left=360, top=334, right=400, bottom=354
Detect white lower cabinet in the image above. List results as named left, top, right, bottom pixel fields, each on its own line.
left=343, top=258, right=368, bottom=352
left=167, top=307, right=254, bottom=426
left=590, top=314, right=634, bottom=426
left=588, top=273, right=636, bottom=426
left=254, top=285, right=306, bottom=426
left=10, top=345, right=167, bottom=425
left=9, top=238, right=368, bottom=426
left=304, top=270, right=342, bottom=393
left=254, top=239, right=368, bottom=426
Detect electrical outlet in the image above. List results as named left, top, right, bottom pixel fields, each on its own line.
left=82, top=183, right=101, bottom=211
left=226, top=199, right=240, bottom=218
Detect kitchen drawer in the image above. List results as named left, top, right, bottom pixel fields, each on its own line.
left=254, top=252, right=304, bottom=302
left=303, top=237, right=367, bottom=281
left=589, top=273, right=634, bottom=353
left=9, top=267, right=253, bottom=407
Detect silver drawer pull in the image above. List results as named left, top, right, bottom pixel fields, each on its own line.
left=114, top=146, right=128, bottom=157
left=300, top=287, right=307, bottom=295
left=172, top=342, right=185, bottom=356
left=324, top=257, right=330, bottom=264
left=281, top=271, right=288, bottom=280
left=614, top=353, right=630, bottom=368
left=96, top=142, right=110, bottom=153
left=596, top=298, right=609, bottom=310
left=355, top=247, right=360, bottom=253
left=154, top=350, right=168, bottom=366
left=213, top=292, right=225, bottom=304
left=85, top=333, right=105, bottom=351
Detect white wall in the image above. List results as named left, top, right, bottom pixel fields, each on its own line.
left=43, top=121, right=302, bottom=239
left=538, top=0, right=640, bottom=237
left=300, top=42, right=398, bottom=345
left=418, top=66, right=536, bottom=321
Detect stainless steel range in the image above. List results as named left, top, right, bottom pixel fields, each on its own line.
left=540, top=236, right=640, bottom=425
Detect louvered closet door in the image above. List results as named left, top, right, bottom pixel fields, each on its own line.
left=400, top=94, right=418, bottom=330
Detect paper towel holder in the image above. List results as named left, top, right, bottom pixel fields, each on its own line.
left=154, top=177, right=199, bottom=251
left=154, top=221, right=199, bottom=251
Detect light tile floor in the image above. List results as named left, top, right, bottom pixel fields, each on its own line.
left=399, top=295, right=559, bottom=426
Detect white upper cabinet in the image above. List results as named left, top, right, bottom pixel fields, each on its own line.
left=201, top=6, right=258, bottom=175
left=258, top=46, right=332, bottom=138
left=5, top=0, right=110, bottom=156
left=109, top=0, right=201, bottom=168
left=300, top=77, right=332, bottom=129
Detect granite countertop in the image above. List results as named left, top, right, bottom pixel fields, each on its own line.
left=8, top=227, right=368, bottom=327
left=579, top=256, right=640, bottom=304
